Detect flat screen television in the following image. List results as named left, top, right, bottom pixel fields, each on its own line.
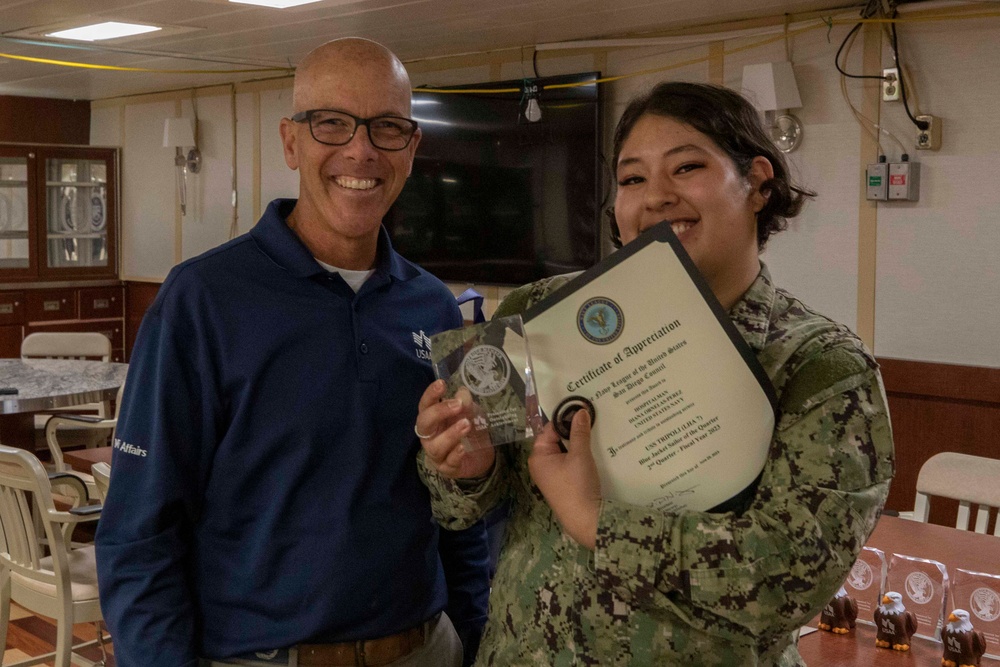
left=384, top=71, right=603, bottom=285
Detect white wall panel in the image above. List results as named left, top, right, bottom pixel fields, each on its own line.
left=121, top=101, right=176, bottom=280
left=235, top=92, right=257, bottom=235
left=874, top=16, right=1000, bottom=366
left=732, top=28, right=864, bottom=332
left=411, top=66, right=491, bottom=88
left=258, top=87, right=299, bottom=210
left=89, top=106, right=120, bottom=147
left=182, top=94, right=236, bottom=261
left=498, top=54, right=597, bottom=81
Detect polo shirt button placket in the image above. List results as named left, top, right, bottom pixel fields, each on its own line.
left=359, top=342, right=368, bottom=355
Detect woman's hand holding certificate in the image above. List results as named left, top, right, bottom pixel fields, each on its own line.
left=529, top=409, right=602, bottom=550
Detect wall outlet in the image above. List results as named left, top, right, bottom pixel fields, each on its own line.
left=882, top=68, right=900, bottom=102
left=916, top=114, right=941, bottom=150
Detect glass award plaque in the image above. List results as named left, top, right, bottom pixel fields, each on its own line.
left=887, top=552, right=949, bottom=641
left=431, top=315, right=542, bottom=451
left=950, top=568, right=1000, bottom=658
left=845, top=546, right=887, bottom=626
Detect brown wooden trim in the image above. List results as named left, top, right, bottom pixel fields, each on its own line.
left=878, top=357, right=1000, bottom=405
left=124, top=281, right=161, bottom=360
left=0, top=96, right=90, bottom=145
left=876, top=357, right=1000, bottom=526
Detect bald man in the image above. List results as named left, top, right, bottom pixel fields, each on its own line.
left=96, top=39, right=488, bottom=667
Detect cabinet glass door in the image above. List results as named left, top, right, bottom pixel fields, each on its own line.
left=0, top=157, right=30, bottom=269
left=45, top=158, right=109, bottom=269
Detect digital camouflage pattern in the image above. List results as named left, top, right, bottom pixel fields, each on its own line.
left=419, top=265, right=895, bottom=666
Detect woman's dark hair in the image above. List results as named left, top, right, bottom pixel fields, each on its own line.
left=608, top=81, right=815, bottom=250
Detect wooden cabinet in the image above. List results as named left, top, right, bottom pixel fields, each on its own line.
left=1, top=143, right=123, bottom=360
left=0, top=283, right=125, bottom=361
left=1, top=144, right=118, bottom=282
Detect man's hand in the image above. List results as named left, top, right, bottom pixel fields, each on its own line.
left=528, top=409, right=601, bottom=550
left=417, top=380, right=495, bottom=479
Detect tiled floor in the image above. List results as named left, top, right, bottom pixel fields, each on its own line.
left=3, top=602, right=116, bottom=665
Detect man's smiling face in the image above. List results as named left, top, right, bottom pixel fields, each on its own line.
left=280, top=42, right=420, bottom=260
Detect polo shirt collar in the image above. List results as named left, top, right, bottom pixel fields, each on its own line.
left=250, top=198, right=418, bottom=282
left=727, top=263, right=775, bottom=353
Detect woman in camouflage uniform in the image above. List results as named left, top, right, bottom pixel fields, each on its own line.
left=416, top=81, right=894, bottom=666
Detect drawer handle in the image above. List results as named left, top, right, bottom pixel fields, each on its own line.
left=43, top=300, right=61, bottom=312
left=93, top=298, right=110, bottom=309
left=0, top=304, right=12, bottom=315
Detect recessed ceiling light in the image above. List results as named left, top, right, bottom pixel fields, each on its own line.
left=46, top=21, right=162, bottom=42
left=228, top=0, right=324, bottom=7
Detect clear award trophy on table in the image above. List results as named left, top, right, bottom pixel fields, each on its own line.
left=845, top=546, right=887, bottom=626
left=430, top=315, right=542, bottom=451
left=887, top=552, right=949, bottom=641
left=951, top=568, right=1000, bottom=658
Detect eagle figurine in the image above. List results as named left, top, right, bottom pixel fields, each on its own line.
left=941, top=609, right=987, bottom=667
left=874, top=591, right=919, bottom=651
left=818, top=586, right=858, bottom=634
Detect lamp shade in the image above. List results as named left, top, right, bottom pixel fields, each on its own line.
left=163, top=117, right=196, bottom=148
left=741, top=62, right=802, bottom=112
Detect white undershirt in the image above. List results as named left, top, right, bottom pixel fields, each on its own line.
left=314, top=258, right=375, bottom=293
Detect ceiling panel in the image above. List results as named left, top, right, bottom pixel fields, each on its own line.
left=0, top=0, right=869, bottom=100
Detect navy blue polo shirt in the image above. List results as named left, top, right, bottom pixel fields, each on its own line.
left=96, top=200, right=472, bottom=666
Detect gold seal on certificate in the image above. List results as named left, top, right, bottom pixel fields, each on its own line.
left=430, top=315, right=542, bottom=451
left=521, top=221, right=777, bottom=512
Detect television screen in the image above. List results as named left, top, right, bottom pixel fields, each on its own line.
left=384, top=71, right=602, bottom=285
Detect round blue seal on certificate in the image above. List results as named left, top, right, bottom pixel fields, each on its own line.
left=577, top=297, right=624, bottom=345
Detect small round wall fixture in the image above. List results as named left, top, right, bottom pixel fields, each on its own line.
left=772, top=114, right=802, bottom=153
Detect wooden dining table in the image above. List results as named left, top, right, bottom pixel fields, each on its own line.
left=62, top=444, right=112, bottom=474
left=798, top=514, right=1000, bottom=665
left=0, top=357, right=127, bottom=450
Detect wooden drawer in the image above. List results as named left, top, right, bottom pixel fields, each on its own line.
left=0, top=291, right=26, bottom=326
left=0, top=324, right=22, bottom=358
left=25, top=288, right=78, bottom=322
left=26, top=320, right=123, bottom=351
left=79, top=286, right=123, bottom=319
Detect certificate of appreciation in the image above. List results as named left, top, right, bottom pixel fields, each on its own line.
left=522, top=222, right=777, bottom=512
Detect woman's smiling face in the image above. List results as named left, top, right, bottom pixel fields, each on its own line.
left=613, top=113, right=772, bottom=308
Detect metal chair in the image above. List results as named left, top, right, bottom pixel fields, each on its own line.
left=44, top=382, right=125, bottom=497
left=90, top=462, right=111, bottom=504
left=20, top=332, right=112, bottom=363
left=20, top=332, right=116, bottom=455
left=908, top=452, right=1000, bottom=535
left=0, top=445, right=108, bottom=667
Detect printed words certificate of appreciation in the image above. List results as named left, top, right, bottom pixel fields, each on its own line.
left=522, top=224, right=776, bottom=512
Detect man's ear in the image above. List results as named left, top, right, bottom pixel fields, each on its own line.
left=279, top=118, right=300, bottom=171
left=748, top=156, right=775, bottom=213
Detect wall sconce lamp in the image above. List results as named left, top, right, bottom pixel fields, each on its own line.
left=741, top=62, right=803, bottom=153
left=163, top=117, right=201, bottom=215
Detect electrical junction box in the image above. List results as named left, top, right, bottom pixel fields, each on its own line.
left=866, top=162, right=888, bottom=200
left=916, top=114, right=941, bottom=150
left=888, top=161, right=920, bottom=201
left=882, top=68, right=900, bottom=101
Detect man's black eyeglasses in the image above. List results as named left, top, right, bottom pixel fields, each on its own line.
left=290, top=109, right=419, bottom=151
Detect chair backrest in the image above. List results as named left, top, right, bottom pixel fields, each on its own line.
left=91, top=462, right=111, bottom=503
left=913, top=452, right=1000, bottom=535
left=21, top=332, right=112, bottom=362
left=0, top=446, right=74, bottom=588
